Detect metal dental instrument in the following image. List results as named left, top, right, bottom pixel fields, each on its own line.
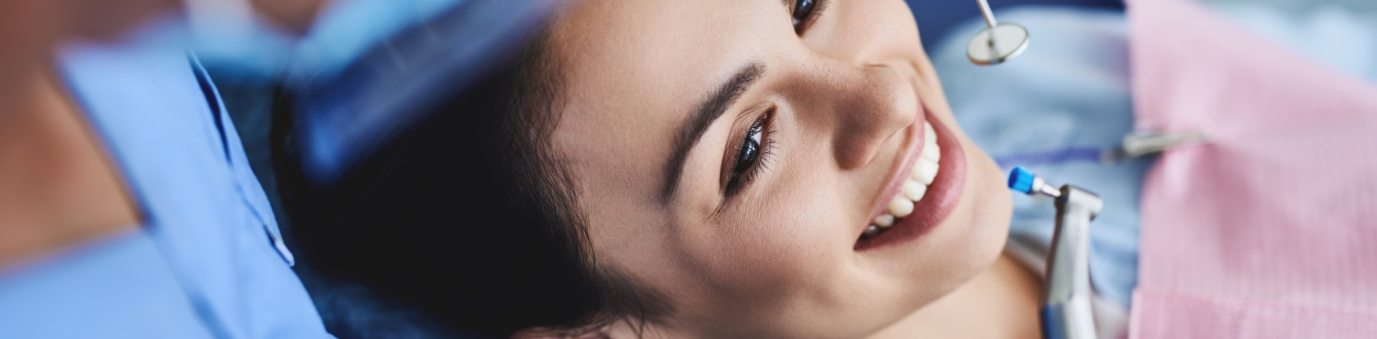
left=968, top=0, right=1030, bottom=65
left=1100, top=130, right=1209, bottom=165
left=1008, top=167, right=1101, bottom=339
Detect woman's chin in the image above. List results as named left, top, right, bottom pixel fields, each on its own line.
left=966, top=147, right=1015, bottom=266
left=947, top=135, right=1015, bottom=285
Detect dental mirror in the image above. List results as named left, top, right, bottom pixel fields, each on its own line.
left=967, top=0, right=1029, bottom=66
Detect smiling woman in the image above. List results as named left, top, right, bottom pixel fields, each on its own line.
left=284, top=0, right=1036, bottom=338
left=544, top=0, right=1026, bottom=337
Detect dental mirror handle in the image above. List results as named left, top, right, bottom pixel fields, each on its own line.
left=976, top=0, right=999, bottom=28
left=1009, top=167, right=1101, bottom=339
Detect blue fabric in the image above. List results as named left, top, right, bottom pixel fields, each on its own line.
left=0, top=234, right=216, bottom=338
left=0, top=20, right=329, bottom=339
left=928, top=3, right=1377, bottom=308
left=193, top=0, right=464, bottom=79
left=905, top=0, right=1124, bottom=50
left=1205, top=1, right=1377, bottom=83
left=286, top=0, right=464, bottom=81
left=930, top=8, right=1144, bottom=307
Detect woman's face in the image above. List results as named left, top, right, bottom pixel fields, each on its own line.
left=547, top=0, right=1012, bottom=337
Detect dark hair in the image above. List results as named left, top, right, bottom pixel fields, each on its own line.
left=275, top=29, right=669, bottom=338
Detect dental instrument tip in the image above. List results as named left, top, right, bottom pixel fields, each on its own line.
left=1008, top=166, right=1061, bottom=198
left=1008, top=166, right=1036, bottom=194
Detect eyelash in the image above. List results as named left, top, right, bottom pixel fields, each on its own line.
left=725, top=110, right=777, bottom=197
left=719, top=0, right=825, bottom=198
left=791, top=0, right=832, bottom=33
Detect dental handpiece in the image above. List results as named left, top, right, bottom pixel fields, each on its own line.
left=1008, top=167, right=1101, bottom=339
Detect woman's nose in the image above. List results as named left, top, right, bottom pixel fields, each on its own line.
left=793, top=63, right=919, bottom=170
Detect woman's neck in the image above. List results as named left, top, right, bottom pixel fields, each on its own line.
left=605, top=253, right=1045, bottom=339
left=0, top=67, right=139, bottom=269
left=869, top=253, right=1043, bottom=339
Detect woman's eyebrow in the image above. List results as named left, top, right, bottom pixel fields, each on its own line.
left=660, top=62, right=766, bottom=204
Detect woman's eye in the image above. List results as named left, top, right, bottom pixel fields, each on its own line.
left=725, top=115, right=770, bottom=195
left=732, top=119, right=765, bottom=175
left=791, top=0, right=820, bottom=31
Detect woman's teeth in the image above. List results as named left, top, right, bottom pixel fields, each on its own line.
left=864, top=122, right=941, bottom=237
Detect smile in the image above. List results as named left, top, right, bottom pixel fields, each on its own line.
left=855, top=109, right=967, bottom=251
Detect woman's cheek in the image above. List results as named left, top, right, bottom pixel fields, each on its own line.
left=716, top=181, right=853, bottom=295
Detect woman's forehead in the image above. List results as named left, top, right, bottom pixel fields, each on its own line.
left=550, top=0, right=780, bottom=105
left=547, top=0, right=786, bottom=195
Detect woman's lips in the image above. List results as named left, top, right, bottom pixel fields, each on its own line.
left=855, top=109, right=966, bottom=251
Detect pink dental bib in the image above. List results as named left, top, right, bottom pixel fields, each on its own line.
left=1126, top=0, right=1377, bottom=337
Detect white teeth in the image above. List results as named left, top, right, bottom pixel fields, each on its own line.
left=912, top=122, right=941, bottom=185
left=873, top=214, right=895, bottom=228
left=913, top=158, right=939, bottom=185
left=921, top=146, right=940, bottom=163
left=921, top=137, right=940, bottom=163
left=866, top=122, right=945, bottom=237
left=902, top=179, right=928, bottom=201
left=887, top=197, right=914, bottom=218
left=922, top=122, right=937, bottom=149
